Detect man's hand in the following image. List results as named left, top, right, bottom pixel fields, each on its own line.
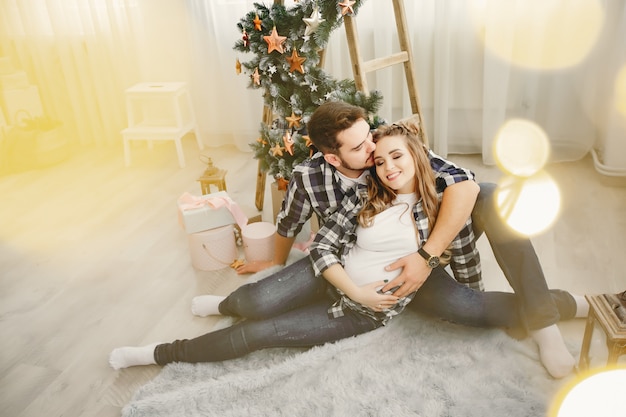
left=235, top=260, right=274, bottom=275
left=381, top=252, right=431, bottom=298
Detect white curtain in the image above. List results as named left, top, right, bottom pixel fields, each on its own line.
left=1, top=0, right=624, bottom=171
left=322, top=0, right=625, bottom=167
left=0, top=0, right=143, bottom=147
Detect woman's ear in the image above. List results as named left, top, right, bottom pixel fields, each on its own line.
left=323, top=153, right=342, bottom=168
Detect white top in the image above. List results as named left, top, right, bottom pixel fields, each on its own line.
left=343, top=193, right=419, bottom=286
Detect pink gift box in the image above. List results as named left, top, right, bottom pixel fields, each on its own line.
left=241, top=221, right=275, bottom=262
left=188, top=224, right=237, bottom=271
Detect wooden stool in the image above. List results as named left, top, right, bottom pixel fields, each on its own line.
left=198, top=169, right=227, bottom=194
left=578, top=294, right=626, bottom=370
left=122, top=82, right=203, bottom=168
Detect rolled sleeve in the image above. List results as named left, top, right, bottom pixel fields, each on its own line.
left=276, top=172, right=312, bottom=239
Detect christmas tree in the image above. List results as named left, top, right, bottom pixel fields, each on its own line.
left=234, top=0, right=383, bottom=184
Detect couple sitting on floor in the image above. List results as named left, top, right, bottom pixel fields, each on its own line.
left=110, top=101, right=590, bottom=379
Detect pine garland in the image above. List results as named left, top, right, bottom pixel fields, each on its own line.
left=234, top=0, right=384, bottom=181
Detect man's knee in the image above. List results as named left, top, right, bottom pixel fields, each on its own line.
left=471, top=182, right=497, bottom=235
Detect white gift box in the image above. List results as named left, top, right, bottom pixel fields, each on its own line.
left=177, top=191, right=247, bottom=234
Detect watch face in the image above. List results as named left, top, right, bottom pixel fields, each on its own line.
left=427, top=257, right=440, bottom=268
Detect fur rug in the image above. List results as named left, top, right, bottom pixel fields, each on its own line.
left=121, top=310, right=572, bottom=417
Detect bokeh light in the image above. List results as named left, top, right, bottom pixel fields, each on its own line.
left=494, top=119, right=550, bottom=177
left=468, top=0, right=604, bottom=70
left=550, top=367, right=626, bottom=417
left=495, top=171, right=561, bottom=236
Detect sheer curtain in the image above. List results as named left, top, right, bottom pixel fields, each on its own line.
left=322, top=0, right=625, bottom=168
left=1, top=0, right=624, bottom=172
left=0, top=0, right=143, bottom=147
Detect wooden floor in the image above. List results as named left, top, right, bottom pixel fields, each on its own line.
left=1, top=140, right=625, bottom=417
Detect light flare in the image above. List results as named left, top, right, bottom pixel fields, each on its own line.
left=495, top=171, right=561, bottom=237
left=494, top=119, right=550, bottom=177
left=549, top=367, right=626, bottom=417
left=468, top=0, right=604, bottom=70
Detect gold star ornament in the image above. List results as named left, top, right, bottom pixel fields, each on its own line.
left=264, top=26, right=286, bottom=54
left=338, top=0, right=356, bottom=16
left=283, top=131, right=294, bottom=156
left=286, top=49, right=306, bottom=74
left=230, top=259, right=245, bottom=269
left=270, top=143, right=284, bottom=157
left=276, top=177, right=290, bottom=191
left=253, top=14, right=262, bottom=31
left=285, top=111, right=302, bottom=129
left=252, top=67, right=261, bottom=85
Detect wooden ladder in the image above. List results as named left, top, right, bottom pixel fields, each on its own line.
left=343, top=0, right=428, bottom=146
left=255, top=0, right=426, bottom=210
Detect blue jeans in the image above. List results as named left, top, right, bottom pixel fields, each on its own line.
left=471, top=183, right=563, bottom=332
left=155, top=256, right=576, bottom=364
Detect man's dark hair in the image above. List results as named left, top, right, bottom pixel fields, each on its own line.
left=307, top=101, right=367, bottom=153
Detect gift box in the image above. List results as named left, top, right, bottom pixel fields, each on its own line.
left=241, top=221, right=275, bottom=262
left=177, top=191, right=248, bottom=234
left=188, top=224, right=237, bottom=271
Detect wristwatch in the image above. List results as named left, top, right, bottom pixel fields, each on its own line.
left=418, top=247, right=440, bottom=268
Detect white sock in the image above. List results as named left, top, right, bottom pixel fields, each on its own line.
left=191, top=295, right=226, bottom=317
left=109, top=342, right=160, bottom=370
left=573, top=294, right=589, bottom=318
left=531, top=324, right=575, bottom=379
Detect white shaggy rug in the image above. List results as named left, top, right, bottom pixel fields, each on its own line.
left=121, top=310, right=573, bottom=417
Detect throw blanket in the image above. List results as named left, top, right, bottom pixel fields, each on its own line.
left=122, top=310, right=573, bottom=417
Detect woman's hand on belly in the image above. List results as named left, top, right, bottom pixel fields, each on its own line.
left=349, top=281, right=400, bottom=311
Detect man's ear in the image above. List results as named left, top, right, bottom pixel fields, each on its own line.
left=323, top=153, right=342, bottom=168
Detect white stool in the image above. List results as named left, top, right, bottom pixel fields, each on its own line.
left=122, top=82, right=204, bottom=168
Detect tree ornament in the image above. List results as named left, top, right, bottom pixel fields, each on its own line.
left=283, top=130, right=294, bottom=156
left=303, top=6, right=325, bottom=36
left=286, top=111, right=302, bottom=129
left=271, top=142, right=284, bottom=157
left=338, top=0, right=356, bottom=16
left=264, top=26, right=287, bottom=54
left=230, top=259, right=245, bottom=269
left=235, top=58, right=242, bottom=74
left=276, top=177, right=290, bottom=191
left=286, top=48, right=307, bottom=74
left=252, top=67, right=261, bottom=85
left=253, top=14, right=262, bottom=31
left=242, top=30, right=249, bottom=48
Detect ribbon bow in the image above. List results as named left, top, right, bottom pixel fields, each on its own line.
left=178, top=192, right=248, bottom=229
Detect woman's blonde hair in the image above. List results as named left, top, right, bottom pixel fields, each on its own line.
left=358, top=121, right=451, bottom=264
